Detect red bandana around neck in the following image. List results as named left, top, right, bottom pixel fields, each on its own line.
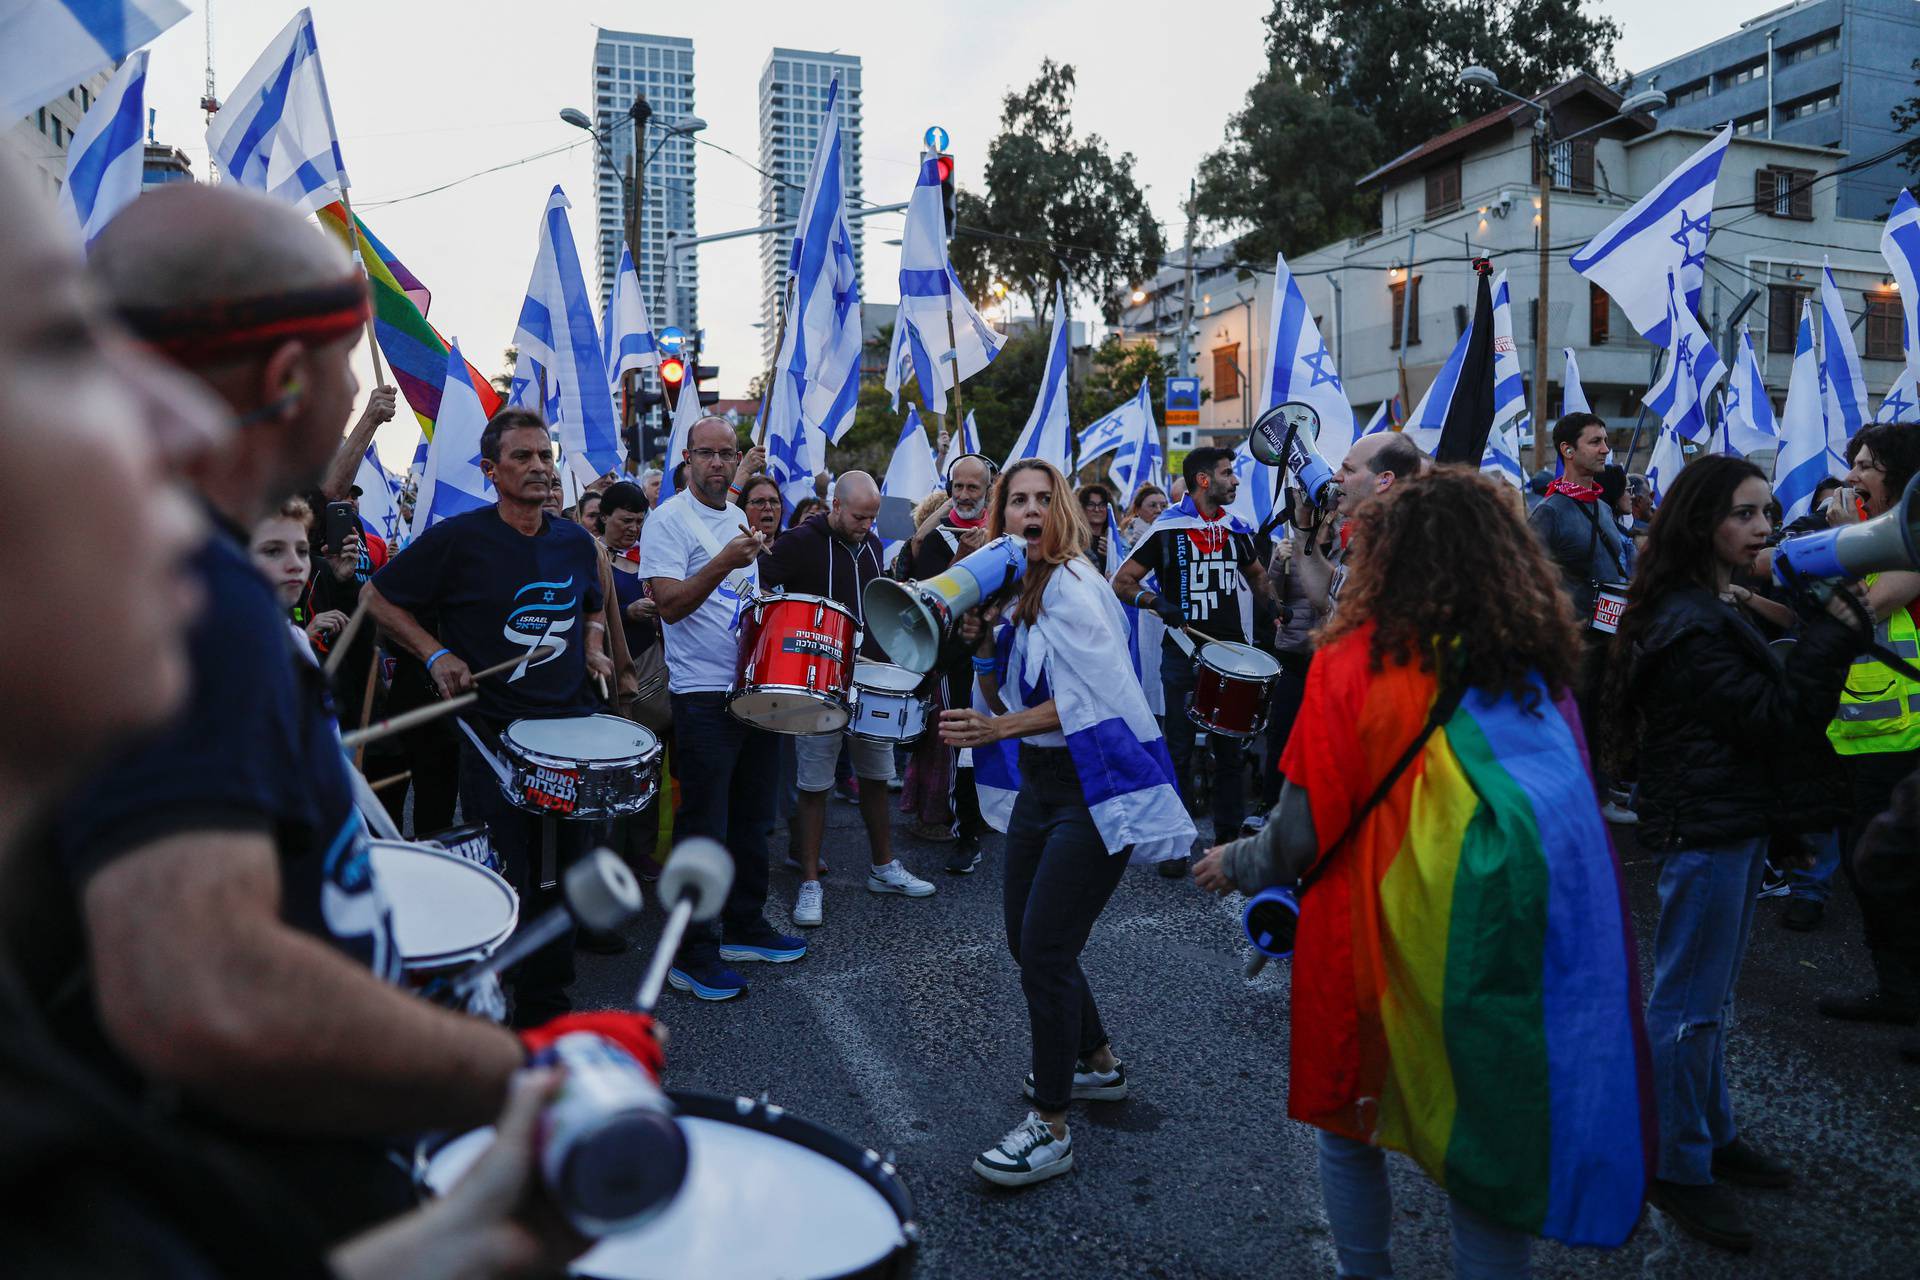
left=1545, top=477, right=1602, bottom=504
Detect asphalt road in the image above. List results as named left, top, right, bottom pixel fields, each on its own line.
left=567, top=789, right=1920, bottom=1279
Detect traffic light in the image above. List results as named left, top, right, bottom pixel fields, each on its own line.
left=693, top=364, right=719, bottom=408
left=638, top=412, right=672, bottom=464
left=934, top=152, right=956, bottom=241
left=658, top=354, right=687, bottom=412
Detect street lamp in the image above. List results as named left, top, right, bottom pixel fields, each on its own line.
left=1456, top=67, right=1666, bottom=467
left=561, top=104, right=707, bottom=336
left=1130, top=287, right=1147, bottom=304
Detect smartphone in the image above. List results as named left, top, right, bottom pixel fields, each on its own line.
left=323, top=501, right=358, bottom=553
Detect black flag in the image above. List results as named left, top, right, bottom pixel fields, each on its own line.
left=1434, top=258, right=1498, bottom=467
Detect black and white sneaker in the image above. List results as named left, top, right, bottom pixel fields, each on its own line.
left=1023, top=1059, right=1127, bottom=1103
left=945, top=837, right=982, bottom=875
left=1757, top=859, right=1791, bottom=900
left=972, top=1112, right=1073, bottom=1187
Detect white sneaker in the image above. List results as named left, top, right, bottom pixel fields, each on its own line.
left=793, top=880, right=824, bottom=927
left=1600, top=800, right=1639, bottom=825
left=973, top=1111, right=1073, bottom=1187
left=866, top=859, right=935, bottom=897
left=1024, top=1059, right=1128, bottom=1103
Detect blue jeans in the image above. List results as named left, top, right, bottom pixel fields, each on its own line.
left=1787, top=828, right=1841, bottom=904
left=1316, top=1131, right=1531, bottom=1278
left=1003, top=746, right=1130, bottom=1113
left=1645, top=837, right=1766, bottom=1184
left=1161, top=648, right=1244, bottom=838
left=669, top=692, right=777, bottom=966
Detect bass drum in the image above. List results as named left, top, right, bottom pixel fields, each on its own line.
left=418, top=1092, right=918, bottom=1279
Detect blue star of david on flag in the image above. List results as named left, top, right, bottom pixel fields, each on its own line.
left=1301, top=341, right=1342, bottom=389
left=1670, top=210, right=1712, bottom=272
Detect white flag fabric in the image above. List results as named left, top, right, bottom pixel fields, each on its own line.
left=0, top=0, right=186, bottom=122
left=1571, top=125, right=1730, bottom=345
left=958, top=410, right=982, bottom=458
left=1882, top=189, right=1920, bottom=391
left=655, top=375, right=708, bottom=506
left=206, top=8, right=350, bottom=217
left=508, top=186, right=622, bottom=477
left=1643, top=271, right=1727, bottom=441
left=879, top=405, right=939, bottom=554
left=603, top=243, right=657, bottom=391
left=889, top=153, right=1006, bottom=412
left=1724, top=325, right=1778, bottom=457
left=353, top=444, right=404, bottom=550
left=53, top=49, right=148, bottom=245
left=1562, top=347, right=1590, bottom=416
left=1819, top=258, right=1870, bottom=456
left=769, top=79, right=864, bottom=444
left=1403, top=319, right=1474, bottom=454
left=1106, top=379, right=1165, bottom=501
left=1258, top=251, right=1359, bottom=465
left=1774, top=302, right=1836, bottom=522
left=410, top=338, right=494, bottom=539
left=1358, top=400, right=1390, bottom=437
left=1876, top=366, right=1917, bottom=424
left=1478, top=271, right=1527, bottom=488
left=1003, top=282, right=1074, bottom=472
left=1645, top=424, right=1685, bottom=503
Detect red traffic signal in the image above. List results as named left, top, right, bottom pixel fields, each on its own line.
left=934, top=154, right=954, bottom=183
left=935, top=152, right=957, bottom=242
left=659, top=355, right=686, bottom=411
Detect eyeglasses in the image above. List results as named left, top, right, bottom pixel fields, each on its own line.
left=689, top=448, right=741, bottom=465
left=745, top=496, right=782, bottom=509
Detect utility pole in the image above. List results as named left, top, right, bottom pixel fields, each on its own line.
left=1395, top=228, right=1418, bottom=423
left=1176, top=179, right=1197, bottom=384
left=620, top=94, right=650, bottom=454
left=1533, top=115, right=1553, bottom=469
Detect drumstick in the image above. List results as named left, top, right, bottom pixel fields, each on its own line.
left=370, top=770, right=412, bottom=793
left=467, top=645, right=559, bottom=682
left=736, top=523, right=772, bottom=556
left=1183, top=625, right=1213, bottom=650
left=321, top=595, right=372, bottom=679
left=337, top=646, right=560, bottom=750
left=636, top=900, right=694, bottom=1013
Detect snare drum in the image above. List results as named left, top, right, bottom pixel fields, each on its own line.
left=1589, top=582, right=1629, bottom=635
left=730, top=592, right=859, bottom=735
left=418, top=1091, right=918, bottom=1280
left=847, top=662, right=930, bottom=744
left=1188, top=641, right=1282, bottom=739
left=370, top=840, right=518, bottom=1018
left=498, top=715, right=661, bottom=821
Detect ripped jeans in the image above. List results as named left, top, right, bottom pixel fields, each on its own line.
left=1645, top=837, right=1767, bottom=1185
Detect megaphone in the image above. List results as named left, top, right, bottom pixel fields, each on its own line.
left=1241, top=884, right=1300, bottom=979
left=1247, top=401, right=1338, bottom=509
left=1774, top=473, right=1920, bottom=587
left=862, top=533, right=1028, bottom=673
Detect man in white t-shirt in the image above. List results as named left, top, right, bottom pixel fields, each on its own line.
left=640, top=416, right=807, bottom=1001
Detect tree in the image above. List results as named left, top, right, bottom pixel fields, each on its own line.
left=949, top=60, right=1167, bottom=325
left=1073, top=337, right=1166, bottom=426
left=1198, top=0, right=1620, bottom=260
left=1895, top=57, right=1920, bottom=182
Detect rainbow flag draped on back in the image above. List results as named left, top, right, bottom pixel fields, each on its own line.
left=317, top=203, right=500, bottom=437
left=1279, top=624, right=1653, bottom=1247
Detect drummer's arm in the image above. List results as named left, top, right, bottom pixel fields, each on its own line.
left=648, top=538, right=753, bottom=623
left=82, top=831, right=524, bottom=1135
left=1111, top=556, right=1150, bottom=609
left=365, top=585, right=439, bottom=661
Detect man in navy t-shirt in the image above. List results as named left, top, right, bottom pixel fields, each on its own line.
left=369, top=408, right=614, bottom=1023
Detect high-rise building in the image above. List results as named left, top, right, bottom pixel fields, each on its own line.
left=1625, top=0, right=1920, bottom=221
left=757, top=49, right=864, bottom=362
left=591, top=30, right=697, bottom=339
left=2, top=70, right=114, bottom=200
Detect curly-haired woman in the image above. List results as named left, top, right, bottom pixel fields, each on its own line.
left=1607, top=455, right=1866, bottom=1251
left=1195, top=466, right=1652, bottom=1274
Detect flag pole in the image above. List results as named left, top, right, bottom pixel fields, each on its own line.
left=755, top=281, right=792, bottom=450
left=336, top=191, right=389, bottom=387
left=943, top=301, right=965, bottom=424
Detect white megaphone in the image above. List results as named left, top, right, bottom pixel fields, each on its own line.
left=862, top=534, right=1028, bottom=673
left=1774, top=474, right=1920, bottom=586
left=1247, top=401, right=1338, bottom=508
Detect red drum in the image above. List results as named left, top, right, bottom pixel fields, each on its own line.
left=1589, top=582, right=1629, bottom=635
left=730, top=592, right=859, bottom=735
left=1187, top=641, right=1282, bottom=739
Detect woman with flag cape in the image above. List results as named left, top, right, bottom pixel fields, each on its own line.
left=939, top=460, right=1194, bottom=1189
left=1195, top=467, right=1654, bottom=1270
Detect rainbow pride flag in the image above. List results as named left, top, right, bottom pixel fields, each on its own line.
left=1279, top=624, right=1652, bottom=1247
left=317, top=203, right=500, bottom=438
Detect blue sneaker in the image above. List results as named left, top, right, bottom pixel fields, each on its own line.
left=718, top=922, right=807, bottom=964
left=667, top=962, right=747, bottom=1001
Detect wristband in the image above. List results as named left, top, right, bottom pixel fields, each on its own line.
left=972, top=654, right=997, bottom=674
left=1133, top=589, right=1150, bottom=609
left=426, top=648, right=451, bottom=669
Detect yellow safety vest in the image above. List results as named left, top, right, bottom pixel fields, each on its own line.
left=1828, top=573, right=1920, bottom=756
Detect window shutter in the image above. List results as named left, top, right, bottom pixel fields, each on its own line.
left=1212, top=345, right=1241, bottom=401
left=1571, top=140, right=1596, bottom=194
left=1788, top=169, right=1813, bottom=220
left=1754, top=167, right=1773, bottom=214
left=1590, top=283, right=1610, bottom=345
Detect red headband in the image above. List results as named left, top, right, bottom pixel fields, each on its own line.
left=118, top=276, right=370, bottom=366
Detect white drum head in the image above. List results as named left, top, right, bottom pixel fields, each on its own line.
left=424, top=1116, right=905, bottom=1279
left=853, top=662, right=922, bottom=694
left=1200, top=641, right=1281, bottom=680
left=506, top=714, right=658, bottom=764
left=369, top=842, right=518, bottom=966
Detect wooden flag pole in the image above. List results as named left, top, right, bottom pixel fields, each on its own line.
left=336, top=191, right=389, bottom=387
left=754, top=281, right=793, bottom=449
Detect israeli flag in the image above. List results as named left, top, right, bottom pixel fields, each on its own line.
left=206, top=8, right=350, bottom=218
left=1876, top=365, right=1917, bottom=424
left=409, top=431, right=429, bottom=481
left=603, top=243, right=657, bottom=391
left=958, top=410, right=982, bottom=458
left=1404, top=318, right=1474, bottom=453
left=509, top=186, right=621, bottom=477
left=1646, top=423, right=1686, bottom=503
left=1003, top=282, right=1073, bottom=471
left=1482, top=271, right=1527, bottom=488
left=1883, top=190, right=1920, bottom=390
left=1643, top=271, right=1727, bottom=441
left=879, top=405, right=939, bottom=553
left=1358, top=400, right=1390, bottom=436
left=1724, top=325, right=1778, bottom=457
left=1571, top=125, right=1729, bottom=345
left=654, top=371, right=709, bottom=506
left=410, top=338, right=494, bottom=538
left=1819, top=258, right=1870, bottom=457
left=1562, top=347, right=1590, bottom=415
left=353, top=444, right=404, bottom=549
left=889, top=153, right=1006, bottom=412
left=1106, top=379, right=1164, bottom=501
left=1224, top=436, right=1277, bottom=531
left=1, top=0, right=187, bottom=123
left=1774, top=301, right=1836, bottom=522
left=1076, top=400, right=1133, bottom=467
left=1260, top=251, right=1358, bottom=464
left=53, top=50, right=147, bottom=245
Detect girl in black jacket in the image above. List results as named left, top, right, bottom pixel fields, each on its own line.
left=1607, top=455, right=1866, bottom=1253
